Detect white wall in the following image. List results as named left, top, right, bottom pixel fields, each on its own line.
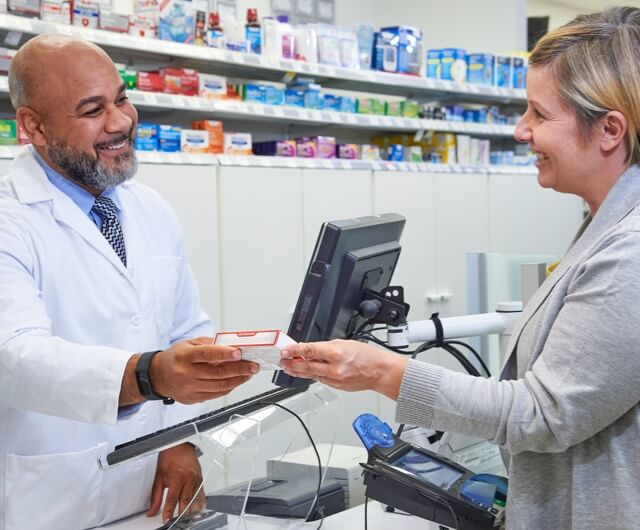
left=527, top=0, right=581, bottom=30
left=336, top=0, right=528, bottom=52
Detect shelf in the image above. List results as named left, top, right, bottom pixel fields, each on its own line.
left=0, top=73, right=515, bottom=136
left=0, top=13, right=526, bottom=105
left=0, top=145, right=536, bottom=174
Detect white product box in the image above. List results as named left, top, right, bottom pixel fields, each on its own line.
left=129, top=13, right=157, bottom=38
left=224, top=132, right=252, bottom=156
left=180, top=129, right=209, bottom=154
left=73, top=1, right=99, bottom=28
left=41, top=0, right=70, bottom=23
left=99, top=8, right=129, bottom=32
left=198, top=73, right=227, bottom=99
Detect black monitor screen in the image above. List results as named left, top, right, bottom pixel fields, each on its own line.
left=391, top=449, right=464, bottom=491
left=273, top=213, right=405, bottom=387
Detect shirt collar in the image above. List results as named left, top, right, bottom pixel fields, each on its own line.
left=30, top=146, right=123, bottom=214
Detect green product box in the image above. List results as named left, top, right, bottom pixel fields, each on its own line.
left=385, top=100, right=404, bottom=117
left=119, top=69, right=137, bottom=90
left=402, top=100, right=420, bottom=119
left=0, top=119, right=17, bottom=145
left=357, top=97, right=386, bottom=115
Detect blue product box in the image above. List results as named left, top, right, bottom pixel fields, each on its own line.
left=512, top=57, right=527, bottom=89
left=373, top=29, right=397, bottom=72
left=388, top=144, right=404, bottom=161
left=426, top=49, right=440, bottom=78
left=159, top=0, right=194, bottom=44
left=467, top=53, right=494, bottom=85
left=494, top=55, right=511, bottom=87
left=135, top=123, right=159, bottom=151
left=463, top=109, right=475, bottom=123
left=264, top=85, right=284, bottom=106
left=243, top=84, right=267, bottom=104
left=284, top=89, right=305, bottom=107
left=302, top=83, right=323, bottom=109
left=439, top=48, right=466, bottom=82
left=474, top=108, right=488, bottom=123
left=445, top=105, right=464, bottom=122
left=339, top=96, right=357, bottom=113
left=158, top=125, right=181, bottom=152
left=323, top=94, right=342, bottom=111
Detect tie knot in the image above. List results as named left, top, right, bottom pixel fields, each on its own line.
left=92, top=196, right=118, bottom=219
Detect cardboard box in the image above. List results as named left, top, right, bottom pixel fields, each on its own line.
left=73, top=1, right=99, bottom=28
left=136, top=71, right=164, bottom=92
left=180, top=129, right=209, bottom=153
left=192, top=120, right=223, bottom=153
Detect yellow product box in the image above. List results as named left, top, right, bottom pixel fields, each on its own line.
left=0, top=119, right=17, bottom=145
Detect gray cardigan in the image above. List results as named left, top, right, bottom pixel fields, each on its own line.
left=396, top=165, right=640, bottom=529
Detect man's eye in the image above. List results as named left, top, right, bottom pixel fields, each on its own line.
left=533, top=109, right=547, bottom=120
left=117, top=96, right=129, bottom=104
left=83, top=107, right=101, bottom=116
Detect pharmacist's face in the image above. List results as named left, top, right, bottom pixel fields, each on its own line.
left=514, top=65, right=598, bottom=196
left=39, top=47, right=139, bottom=191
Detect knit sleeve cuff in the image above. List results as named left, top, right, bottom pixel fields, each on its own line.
left=395, top=359, right=444, bottom=428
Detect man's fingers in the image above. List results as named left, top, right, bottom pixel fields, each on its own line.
left=162, top=487, right=180, bottom=523
left=146, top=477, right=164, bottom=517
left=280, top=359, right=333, bottom=379
left=195, top=360, right=259, bottom=380
left=193, top=345, right=242, bottom=363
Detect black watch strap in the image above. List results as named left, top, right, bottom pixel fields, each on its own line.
left=135, top=350, right=175, bottom=405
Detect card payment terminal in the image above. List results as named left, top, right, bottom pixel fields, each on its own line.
left=353, top=414, right=507, bottom=530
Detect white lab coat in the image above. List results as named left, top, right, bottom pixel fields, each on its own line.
left=0, top=149, right=214, bottom=529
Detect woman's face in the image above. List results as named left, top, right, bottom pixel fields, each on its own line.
left=514, top=65, right=600, bottom=197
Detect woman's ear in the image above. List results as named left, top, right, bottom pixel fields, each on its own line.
left=600, top=110, right=628, bottom=154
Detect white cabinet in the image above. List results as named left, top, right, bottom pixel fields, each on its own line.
left=134, top=163, right=222, bottom=327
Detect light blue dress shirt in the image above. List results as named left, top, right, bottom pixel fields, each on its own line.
left=31, top=147, right=139, bottom=418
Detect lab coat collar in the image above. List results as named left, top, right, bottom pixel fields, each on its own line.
left=9, top=147, right=135, bottom=277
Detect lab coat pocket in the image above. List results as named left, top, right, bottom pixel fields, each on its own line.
left=149, top=256, right=181, bottom=338
left=4, top=442, right=107, bottom=530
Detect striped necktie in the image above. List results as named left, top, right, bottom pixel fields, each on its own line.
left=91, top=196, right=127, bottom=267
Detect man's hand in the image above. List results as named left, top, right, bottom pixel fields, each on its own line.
left=120, top=337, right=259, bottom=406
left=147, top=442, right=205, bottom=523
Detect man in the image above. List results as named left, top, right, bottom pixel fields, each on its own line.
left=0, top=34, right=259, bottom=529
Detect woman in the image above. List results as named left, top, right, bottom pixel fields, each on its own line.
left=280, top=7, right=640, bottom=529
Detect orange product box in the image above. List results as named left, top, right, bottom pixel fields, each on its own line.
left=192, top=120, right=224, bottom=154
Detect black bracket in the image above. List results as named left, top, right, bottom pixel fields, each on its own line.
left=359, top=286, right=410, bottom=327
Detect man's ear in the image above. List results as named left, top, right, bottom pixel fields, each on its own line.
left=16, top=107, right=47, bottom=146
left=600, top=110, right=628, bottom=155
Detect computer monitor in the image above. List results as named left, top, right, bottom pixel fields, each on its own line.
left=273, top=213, right=406, bottom=387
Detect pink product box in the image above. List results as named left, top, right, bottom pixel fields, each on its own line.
left=296, top=137, right=317, bottom=158
left=277, top=140, right=296, bottom=157
left=338, top=143, right=360, bottom=159
left=317, top=136, right=336, bottom=159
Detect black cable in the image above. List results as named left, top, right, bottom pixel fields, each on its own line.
left=445, top=339, right=491, bottom=377
left=260, top=401, right=325, bottom=530
left=364, top=496, right=368, bottom=530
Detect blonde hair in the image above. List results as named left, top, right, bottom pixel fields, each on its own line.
left=530, top=6, right=640, bottom=164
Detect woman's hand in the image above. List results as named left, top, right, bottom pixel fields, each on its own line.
left=280, top=339, right=409, bottom=400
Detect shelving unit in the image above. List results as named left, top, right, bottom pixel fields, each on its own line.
left=0, top=13, right=526, bottom=105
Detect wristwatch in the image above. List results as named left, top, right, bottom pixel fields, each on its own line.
left=135, top=350, right=175, bottom=405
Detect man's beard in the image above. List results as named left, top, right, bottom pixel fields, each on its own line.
left=47, top=132, right=137, bottom=190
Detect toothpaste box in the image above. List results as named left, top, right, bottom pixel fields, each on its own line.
left=137, top=71, right=164, bottom=92
left=41, top=0, right=70, bottom=23
left=467, top=53, right=494, bottom=86
left=198, top=74, right=227, bottom=99
left=99, top=8, right=129, bottom=32
left=224, top=132, right=252, bottom=155
left=8, top=0, right=40, bottom=17
left=192, top=120, right=223, bottom=153
left=135, top=123, right=159, bottom=151
left=129, top=13, right=157, bottom=38
left=73, top=1, right=99, bottom=28
left=158, top=124, right=181, bottom=152
left=181, top=129, right=209, bottom=153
